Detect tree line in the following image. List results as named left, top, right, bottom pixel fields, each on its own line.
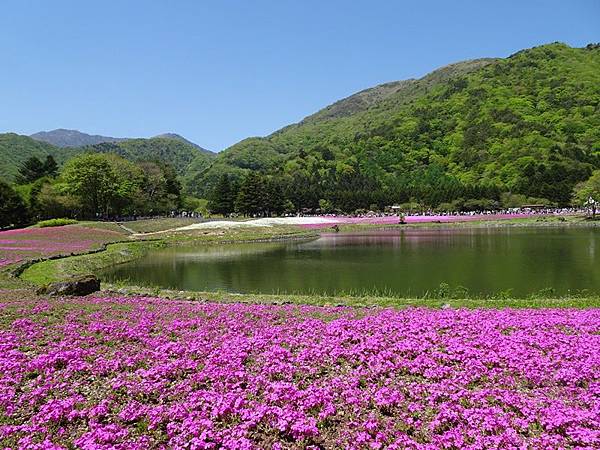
left=1, top=153, right=184, bottom=228
left=209, top=167, right=600, bottom=217
left=2, top=152, right=600, bottom=229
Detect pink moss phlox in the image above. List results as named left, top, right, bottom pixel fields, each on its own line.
left=0, top=296, right=598, bottom=448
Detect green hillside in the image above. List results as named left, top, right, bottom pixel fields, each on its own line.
left=1, top=134, right=214, bottom=182
left=0, top=134, right=58, bottom=181
left=189, top=43, right=600, bottom=207
left=71, top=137, right=214, bottom=175
left=153, top=133, right=213, bottom=155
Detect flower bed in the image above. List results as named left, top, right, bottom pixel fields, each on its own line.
left=298, top=214, right=539, bottom=228
left=1, top=295, right=598, bottom=449
left=0, top=226, right=124, bottom=268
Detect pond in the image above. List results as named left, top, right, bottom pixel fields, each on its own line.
left=102, top=227, right=600, bottom=297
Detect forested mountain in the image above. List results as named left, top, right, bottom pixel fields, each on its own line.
left=30, top=129, right=125, bottom=147
left=0, top=134, right=58, bottom=181
left=189, top=43, right=600, bottom=209
left=1, top=134, right=214, bottom=181
left=30, top=129, right=212, bottom=154
left=153, top=133, right=213, bottom=155
left=65, top=138, right=214, bottom=175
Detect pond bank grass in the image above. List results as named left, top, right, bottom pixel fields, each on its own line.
left=101, top=283, right=600, bottom=309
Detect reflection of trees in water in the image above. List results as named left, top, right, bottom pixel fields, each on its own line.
left=104, top=243, right=288, bottom=292
left=306, top=228, right=487, bottom=249
left=105, top=229, right=600, bottom=296
left=175, top=243, right=290, bottom=292
left=168, top=243, right=287, bottom=262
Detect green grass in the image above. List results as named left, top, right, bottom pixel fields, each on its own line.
left=320, top=215, right=595, bottom=233
left=19, top=241, right=163, bottom=285
left=78, top=221, right=130, bottom=234
left=101, top=284, right=600, bottom=309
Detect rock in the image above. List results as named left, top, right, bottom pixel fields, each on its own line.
left=37, top=274, right=100, bottom=296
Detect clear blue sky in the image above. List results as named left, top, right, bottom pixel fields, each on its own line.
left=1, top=0, right=598, bottom=151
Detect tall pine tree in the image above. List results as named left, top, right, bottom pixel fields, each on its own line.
left=236, top=172, right=266, bottom=217
left=16, top=156, right=46, bottom=184
left=43, top=155, right=58, bottom=178
left=209, top=174, right=235, bottom=215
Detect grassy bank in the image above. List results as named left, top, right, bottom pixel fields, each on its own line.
left=19, top=241, right=163, bottom=285
left=100, top=282, right=600, bottom=309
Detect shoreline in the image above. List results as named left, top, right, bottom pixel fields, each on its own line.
left=1, top=215, right=599, bottom=307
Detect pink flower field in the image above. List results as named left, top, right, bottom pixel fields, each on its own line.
left=0, top=226, right=124, bottom=268
left=298, top=214, right=540, bottom=229
left=1, top=295, right=599, bottom=449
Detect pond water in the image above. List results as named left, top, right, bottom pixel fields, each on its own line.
left=102, top=227, right=600, bottom=297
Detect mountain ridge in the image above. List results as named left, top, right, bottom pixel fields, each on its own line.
left=295, top=58, right=498, bottom=127
left=29, top=128, right=211, bottom=154
left=30, top=129, right=125, bottom=148
left=152, top=133, right=212, bottom=155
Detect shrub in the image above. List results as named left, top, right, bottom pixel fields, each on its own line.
left=37, top=218, right=78, bottom=228
left=0, top=180, right=29, bottom=228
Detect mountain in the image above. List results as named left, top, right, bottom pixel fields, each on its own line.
left=5, top=42, right=599, bottom=207
left=1, top=134, right=215, bottom=182
left=188, top=43, right=600, bottom=206
left=0, top=134, right=58, bottom=181
left=31, top=129, right=212, bottom=155
left=153, top=133, right=213, bottom=155
left=30, top=129, right=125, bottom=147
left=298, top=58, right=496, bottom=125
left=77, top=137, right=214, bottom=175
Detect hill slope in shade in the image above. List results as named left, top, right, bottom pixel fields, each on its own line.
left=187, top=43, right=600, bottom=204
left=60, top=138, right=215, bottom=176
left=30, top=129, right=125, bottom=147
left=0, top=134, right=58, bottom=181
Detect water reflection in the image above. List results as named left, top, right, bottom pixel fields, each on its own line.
left=103, top=227, right=600, bottom=297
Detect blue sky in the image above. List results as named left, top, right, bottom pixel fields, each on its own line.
left=1, top=1, right=598, bottom=151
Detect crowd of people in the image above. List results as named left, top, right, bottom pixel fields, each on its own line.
left=96, top=206, right=591, bottom=224
left=313, top=206, right=588, bottom=218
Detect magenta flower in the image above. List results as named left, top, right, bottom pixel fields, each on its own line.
left=0, top=295, right=598, bottom=448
